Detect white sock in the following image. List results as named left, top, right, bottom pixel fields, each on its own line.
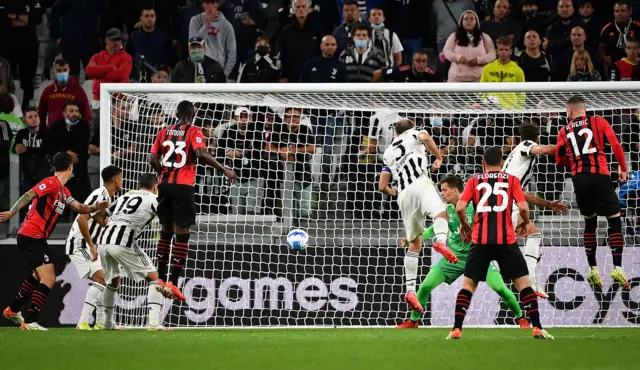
left=103, top=285, right=117, bottom=325
left=96, top=291, right=105, bottom=325
left=404, top=251, right=419, bottom=291
left=524, top=232, right=543, bottom=285
left=147, top=281, right=164, bottom=325
left=433, top=217, right=449, bottom=244
left=79, top=282, right=105, bottom=324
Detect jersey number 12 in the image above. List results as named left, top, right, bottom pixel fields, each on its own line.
left=567, top=128, right=597, bottom=157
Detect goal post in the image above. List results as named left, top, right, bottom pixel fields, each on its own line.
left=99, top=82, right=640, bottom=328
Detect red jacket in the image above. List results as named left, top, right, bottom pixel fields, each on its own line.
left=38, top=77, right=91, bottom=126
left=85, top=48, right=133, bottom=100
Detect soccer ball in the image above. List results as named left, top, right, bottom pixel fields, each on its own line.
left=287, top=229, right=309, bottom=251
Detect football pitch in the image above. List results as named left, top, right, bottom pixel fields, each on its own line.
left=0, top=327, right=638, bottom=370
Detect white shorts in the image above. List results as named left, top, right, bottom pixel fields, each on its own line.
left=100, top=243, right=155, bottom=283
left=397, top=175, right=447, bottom=241
left=512, top=203, right=520, bottom=231
left=66, top=238, right=103, bottom=279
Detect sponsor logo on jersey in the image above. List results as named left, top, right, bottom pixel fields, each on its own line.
left=196, top=137, right=202, bottom=143
left=38, top=184, right=47, bottom=191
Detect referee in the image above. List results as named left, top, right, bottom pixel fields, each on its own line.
left=374, top=50, right=440, bottom=82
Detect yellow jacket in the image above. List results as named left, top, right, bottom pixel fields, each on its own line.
left=480, top=60, right=526, bottom=110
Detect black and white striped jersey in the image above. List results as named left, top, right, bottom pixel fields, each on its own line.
left=98, top=189, right=158, bottom=248
left=382, top=128, right=430, bottom=193
left=502, top=140, right=537, bottom=188
left=65, top=186, right=114, bottom=255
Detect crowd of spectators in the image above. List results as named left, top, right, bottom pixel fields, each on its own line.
left=1, top=0, right=640, bottom=222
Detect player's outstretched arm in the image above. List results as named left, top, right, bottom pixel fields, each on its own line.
left=378, top=169, right=396, bottom=196
left=523, top=192, right=568, bottom=214
left=195, top=147, right=238, bottom=182
left=69, top=200, right=109, bottom=215
left=0, top=189, right=37, bottom=222
left=530, top=145, right=556, bottom=156
left=417, top=132, right=442, bottom=159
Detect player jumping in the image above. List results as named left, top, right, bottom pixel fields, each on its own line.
left=396, top=175, right=529, bottom=329
left=66, top=165, right=122, bottom=330
left=1, top=152, right=109, bottom=330
left=97, top=173, right=168, bottom=330
left=379, top=119, right=457, bottom=313
left=556, top=96, right=629, bottom=289
left=502, top=123, right=569, bottom=298
left=448, top=147, right=553, bottom=340
left=149, top=100, right=237, bottom=301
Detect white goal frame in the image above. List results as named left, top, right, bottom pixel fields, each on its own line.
left=98, top=82, right=640, bottom=328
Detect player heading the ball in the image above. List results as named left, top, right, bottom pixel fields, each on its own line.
left=379, top=118, right=457, bottom=313
left=149, top=100, right=238, bottom=301
left=556, top=95, right=629, bottom=289
left=1, top=152, right=110, bottom=331
left=448, top=147, right=553, bottom=340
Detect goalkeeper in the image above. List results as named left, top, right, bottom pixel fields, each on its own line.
left=396, top=175, right=529, bottom=329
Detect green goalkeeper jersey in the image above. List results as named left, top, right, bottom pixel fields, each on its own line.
left=424, top=203, right=475, bottom=256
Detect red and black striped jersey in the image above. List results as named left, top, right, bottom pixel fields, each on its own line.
left=555, top=115, right=627, bottom=176
left=150, top=123, right=207, bottom=186
left=460, top=171, right=525, bottom=245
left=18, top=176, right=74, bottom=239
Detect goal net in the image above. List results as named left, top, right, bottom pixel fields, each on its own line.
left=100, top=82, right=640, bottom=328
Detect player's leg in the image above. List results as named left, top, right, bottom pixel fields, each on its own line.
left=448, top=245, right=487, bottom=339
left=155, top=184, right=175, bottom=284
left=513, top=204, right=546, bottom=298
left=166, top=187, right=195, bottom=300
left=145, top=271, right=169, bottom=330
left=100, top=246, right=121, bottom=329
left=484, top=263, right=528, bottom=327
left=398, top=190, right=425, bottom=311
left=77, top=269, right=106, bottom=330
left=3, top=272, right=39, bottom=325
left=400, top=266, right=449, bottom=327
left=499, top=244, right=553, bottom=339
left=21, top=263, right=56, bottom=330
left=573, top=175, right=603, bottom=287
left=422, top=181, right=456, bottom=263
left=598, top=176, right=629, bottom=288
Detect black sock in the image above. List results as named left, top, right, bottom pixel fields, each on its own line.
left=24, top=283, right=51, bottom=324
left=584, top=217, right=598, bottom=267
left=607, top=216, right=624, bottom=267
left=520, top=287, right=542, bottom=329
left=9, top=275, right=39, bottom=312
left=156, top=231, right=173, bottom=282
left=169, top=233, right=190, bottom=286
left=453, top=289, right=473, bottom=330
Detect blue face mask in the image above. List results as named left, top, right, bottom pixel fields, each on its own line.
left=65, top=118, right=78, bottom=126
left=56, top=72, right=69, bottom=84
left=354, top=39, right=368, bottom=48
left=371, top=23, right=384, bottom=29
left=523, top=9, right=537, bottom=18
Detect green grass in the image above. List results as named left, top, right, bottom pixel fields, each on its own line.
left=1, top=328, right=639, bottom=370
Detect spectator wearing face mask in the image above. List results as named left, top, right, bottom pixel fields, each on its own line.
left=237, top=36, right=280, bottom=83
left=333, top=0, right=361, bottom=51
left=45, top=101, right=92, bottom=204
left=339, top=22, right=386, bottom=82
left=577, top=0, right=603, bottom=50
left=172, top=36, right=226, bottom=82
left=369, top=7, right=403, bottom=68
left=38, top=59, right=91, bottom=127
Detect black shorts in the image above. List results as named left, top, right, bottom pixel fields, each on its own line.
left=464, top=243, right=528, bottom=282
left=572, top=173, right=621, bottom=217
left=157, top=183, right=196, bottom=227
left=17, top=234, right=52, bottom=271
